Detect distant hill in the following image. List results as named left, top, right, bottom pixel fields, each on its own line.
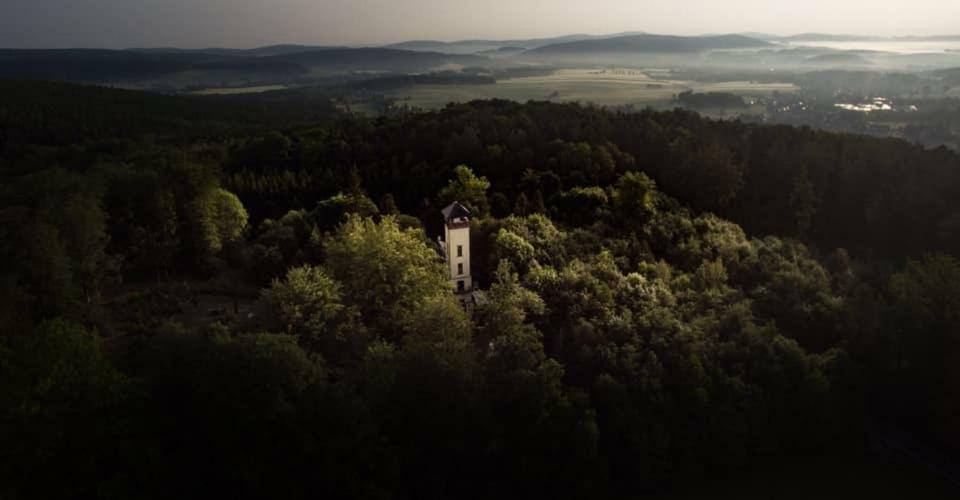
left=129, top=45, right=341, bottom=58
left=384, top=40, right=497, bottom=54
left=0, top=80, right=342, bottom=167
left=782, top=33, right=883, bottom=42
left=524, top=34, right=771, bottom=56
left=0, top=49, right=309, bottom=84
left=0, top=47, right=489, bottom=90
left=476, top=46, right=527, bottom=57
left=385, top=33, right=647, bottom=54
left=910, top=35, right=960, bottom=42
left=737, top=32, right=782, bottom=41
left=262, top=48, right=488, bottom=72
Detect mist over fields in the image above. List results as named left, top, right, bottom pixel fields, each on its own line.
left=5, top=30, right=960, bottom=149
left=5, top=31, right=960, bottom=88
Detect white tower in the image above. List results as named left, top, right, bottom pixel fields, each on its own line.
left=441, top=201, right=473, bottom=293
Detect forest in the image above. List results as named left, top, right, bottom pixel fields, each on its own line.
left=1, top=81, right=959, bottom=499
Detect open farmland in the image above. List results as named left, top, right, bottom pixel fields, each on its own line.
left=389, top=68, right=798, bottom=109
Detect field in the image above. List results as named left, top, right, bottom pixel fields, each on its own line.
left=388, top=68, right=798, bottom=109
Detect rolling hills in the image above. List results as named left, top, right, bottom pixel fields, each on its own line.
left=524, top=34, right=771, bottom=55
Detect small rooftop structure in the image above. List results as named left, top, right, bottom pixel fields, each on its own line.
left=441, top=201, right=471, bottom=223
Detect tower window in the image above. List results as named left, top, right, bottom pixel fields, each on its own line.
left=457, top=280, right=465, bottom=292
left=457, top=245, right=463, bottom=257
left=458, top=263, right=464, bottom=275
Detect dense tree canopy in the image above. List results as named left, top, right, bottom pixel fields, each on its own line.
left=1, top=83, right=958, bottom=499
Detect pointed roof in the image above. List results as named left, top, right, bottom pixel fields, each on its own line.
left=441, top=201, right=471, bottom=221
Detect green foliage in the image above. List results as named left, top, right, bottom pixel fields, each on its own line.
left=437, top=164, right=491, bottom=216
left=0, top=320, right=129, bottom=498
left=6, top=94, right=960, bottom=499
left=247, top=209, right=323, bottom=283
left=195, top=187, right=249, bottom=256
left=258, top=265, right=367, bottom=366
left=59, top=193, right=117, bottom=304
left=554, top=186, right=609, bottom=226
left=323, top=215, right=451, bottom=337
left=479, top=262, right=548, bottom=373
left=378, top=193, right=400, bottom=215
left=889, top=254, right=960, bottom=333
left=313, top=191, right=380, bottom=231
left=887, top=254, right=960, bottom=447
left=128, top=329, right=329, bottom=498
left=662, top=139, right=744, bottom=213
left=612, top=171, right=658, bottom=228
left=493, top=228, right=537, bottom=273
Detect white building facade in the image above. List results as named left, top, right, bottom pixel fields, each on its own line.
left=441, top=201, right=473, bottom=293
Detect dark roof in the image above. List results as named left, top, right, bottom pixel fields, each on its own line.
left=441, top=201, right=471, bottom=221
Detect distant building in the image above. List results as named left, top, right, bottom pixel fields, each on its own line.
left=439, top=201, right=473, bottom=294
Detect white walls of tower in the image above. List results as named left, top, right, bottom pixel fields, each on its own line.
left=446, top=224, right=473, bottom=292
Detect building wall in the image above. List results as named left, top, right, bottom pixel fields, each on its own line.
left=445, top=224, right=472, bottom=292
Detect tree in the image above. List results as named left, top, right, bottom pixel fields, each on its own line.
left=554, top=187, right=609, bottom=226
left=493, top=229, right=537, bottom=275
left=0, top=320, right=129, bottom=498
left=513, top=192, right=530, bottom=216
left=888, top=254, right=960, bottom=444
left=2, top=216, right=77, bottom=321
left=324, top=215, right=451, bottom=337
left=313, top=192, right=379, bottom=231
left=128, top=190, right=180, bottom=281
left=477, top=261, right=547, bottom=374
left=476, top=262, right=602, bottom=498
left=59, top=193, right=117, bottom=306
left=258, top=265, right=367, bottom=366
left=133, top=329, right=327, bottom=498
left=662, top=140, right=743, bottom=213
left=378, top=193, right=400, bottom=216
left=490, top=192, right=511, bottom=218
left=196, top=188, right=248, bottom=256
left=404, top=294, right=472, bottom=355
left=437, top=165, right=491, bottom=217
left=612, top=171, right=657, bottom=229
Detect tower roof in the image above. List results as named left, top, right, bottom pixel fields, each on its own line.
left=441, top=201, right=471, bottom=222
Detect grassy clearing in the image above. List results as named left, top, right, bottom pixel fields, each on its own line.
left=389, top=68, right=798, bottom=109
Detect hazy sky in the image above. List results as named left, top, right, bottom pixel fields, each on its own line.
left=3, top=0, right=960, bottom=49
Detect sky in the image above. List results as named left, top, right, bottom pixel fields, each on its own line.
left=2, top=0, right=960, bottom=49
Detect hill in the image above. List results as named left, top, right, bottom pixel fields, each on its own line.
left=782, top=33, right=883, bottom=42
left=385, top=33, right=647, bottom=54
left=524, top=34, right=771, bottom=56
left=0, top=47, right=489, bottom=90
left=263, top=47, right=488, bottom=72
left=0, top=80, right=339, bottom=171
left=128, top=44, right=342, bottom=58
left=0, top=49, right=308, bottom=84
left=476, top=46, right=528, bottom=57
